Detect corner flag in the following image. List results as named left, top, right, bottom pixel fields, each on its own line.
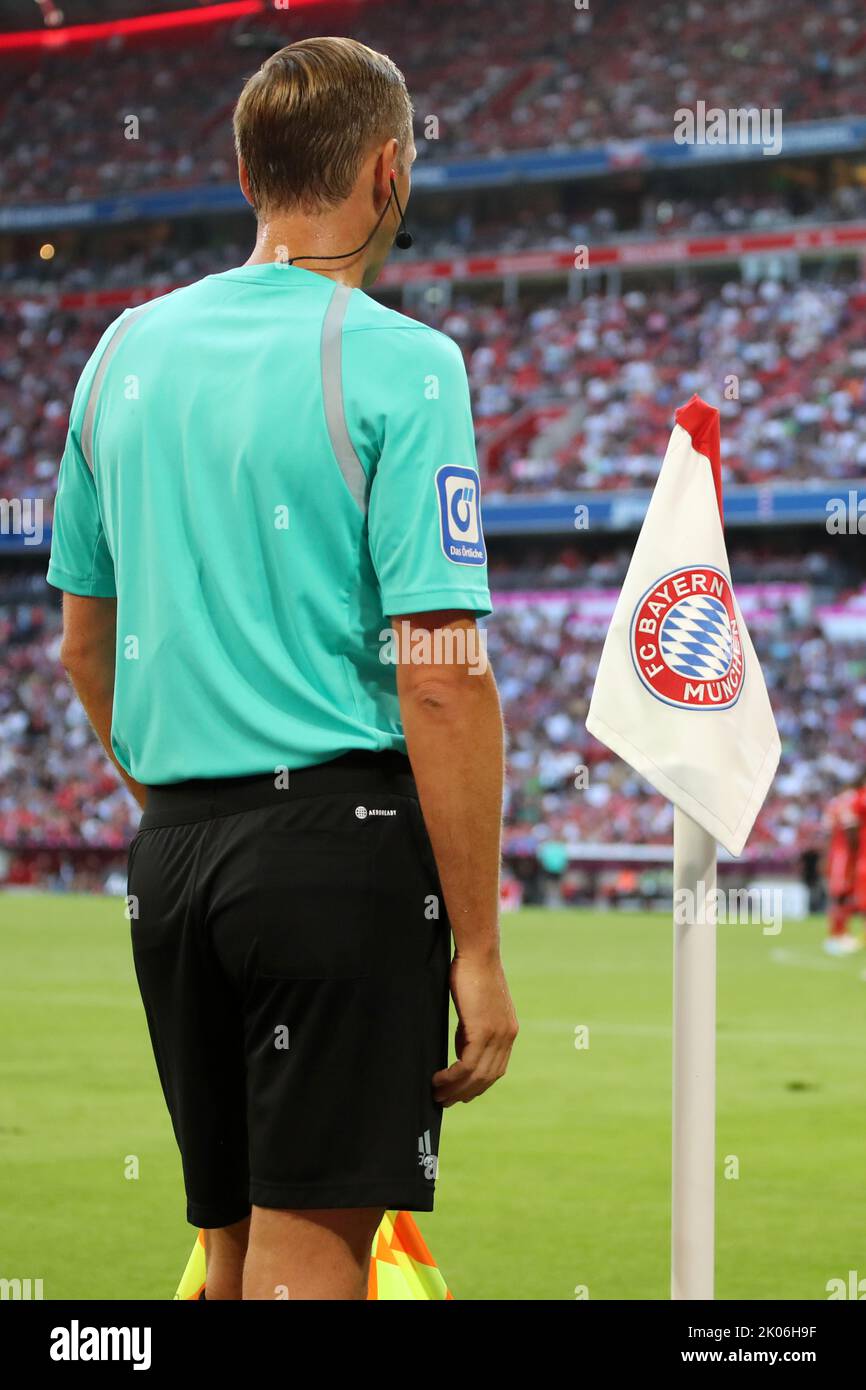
left=586, top=393, right=779, bottom=856
left=586, top=395, right=780, bottom=1300
left=174, top=1212, right=453, bottom=1300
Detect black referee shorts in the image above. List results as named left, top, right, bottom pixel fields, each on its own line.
left=127, top=751, right=451, bottom=1229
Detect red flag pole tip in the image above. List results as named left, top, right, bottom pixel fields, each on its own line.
left=674, top=394, right=723, bottom=527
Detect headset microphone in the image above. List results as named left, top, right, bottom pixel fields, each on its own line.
left=288, top=175, right=413, bottom=265
left=391, top=179, right=414, bottom=250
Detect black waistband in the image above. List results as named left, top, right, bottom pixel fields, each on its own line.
left=139, top=750, right=416, bottom=829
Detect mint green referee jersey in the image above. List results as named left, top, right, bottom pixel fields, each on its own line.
left=47, top=262, right=492, bottom=783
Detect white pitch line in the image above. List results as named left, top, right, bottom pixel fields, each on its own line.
left=531, top=1018, right=866, bottom=1047
left=769, top=947, right=858, bottom=972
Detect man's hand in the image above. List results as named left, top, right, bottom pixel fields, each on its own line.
left=432, top=950, right=518, bottom=1106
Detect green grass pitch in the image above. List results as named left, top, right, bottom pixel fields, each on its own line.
left=1, top=895, right=864, bottom=1300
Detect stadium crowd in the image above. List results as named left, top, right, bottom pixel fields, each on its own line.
left=434, top=276, right=866, bottom=493
left=494, top=597, right=863, bottom=864
left=4, top=272, right=866, bottom=510
left=447, top=273, right=866, bottom=492
left=2, top=556, right=863, bottom=887
left=2, top=0, right=864, bottom=204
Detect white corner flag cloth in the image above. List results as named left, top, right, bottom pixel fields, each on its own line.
left=586, top=394, right=780, bottom=857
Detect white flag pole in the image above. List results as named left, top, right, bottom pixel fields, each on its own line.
left=671, top=806, right=717, bottom=1300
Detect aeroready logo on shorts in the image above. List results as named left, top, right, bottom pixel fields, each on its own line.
left=630, top=565, right=744, bottom=710
left=436, top=465, right=486, bottom=567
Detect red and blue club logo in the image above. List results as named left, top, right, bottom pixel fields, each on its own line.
left=629, top=565, right=744, bottom=710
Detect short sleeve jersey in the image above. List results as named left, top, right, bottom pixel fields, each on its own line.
left=46, top=262, right=491, bottom=783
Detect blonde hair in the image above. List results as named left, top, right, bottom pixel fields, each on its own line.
left=233, top=36, right=413, bottom=214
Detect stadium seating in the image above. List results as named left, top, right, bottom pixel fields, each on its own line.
left=5, top=275, right=866, bottom=508
left=2, top=0, right=864, bottom=201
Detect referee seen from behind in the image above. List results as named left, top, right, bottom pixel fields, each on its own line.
left=47, top=37, right=517, bottom=1300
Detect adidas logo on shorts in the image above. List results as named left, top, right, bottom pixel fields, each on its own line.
left=418, top=1130, right=438, bottom=1180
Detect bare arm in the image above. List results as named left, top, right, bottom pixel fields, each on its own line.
left=394, top=610, right=518, bottom=1105
left=59, top=593, right=147, bottom=810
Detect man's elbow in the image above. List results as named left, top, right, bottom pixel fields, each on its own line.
left=59, top=639, right=80, bottom=672
left=400, top=663, right=497, bottom=716
left=60, top=634, right=106, bottom=674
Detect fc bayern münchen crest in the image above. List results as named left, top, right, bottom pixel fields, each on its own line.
left=629, top=565, right=744, bottom=710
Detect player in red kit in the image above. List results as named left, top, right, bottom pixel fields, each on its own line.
left=823, top=783, right=864, bottom=955
left=850, top=784, right=866, bottom=944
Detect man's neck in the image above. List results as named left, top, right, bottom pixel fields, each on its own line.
left=245, top=210, right=371, bottom=287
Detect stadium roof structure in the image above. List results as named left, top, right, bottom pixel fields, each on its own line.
left=0, top=0, right=359, bottom=47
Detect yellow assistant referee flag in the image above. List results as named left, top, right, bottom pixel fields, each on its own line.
left=174, top=1211, right=453, bottom=1300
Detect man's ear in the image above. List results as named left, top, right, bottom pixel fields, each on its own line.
left=373, top=138, right=399, bottom=202
left=383, top=136, right=399, bottom=174
left=238, top=156, right=254, bottom=209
